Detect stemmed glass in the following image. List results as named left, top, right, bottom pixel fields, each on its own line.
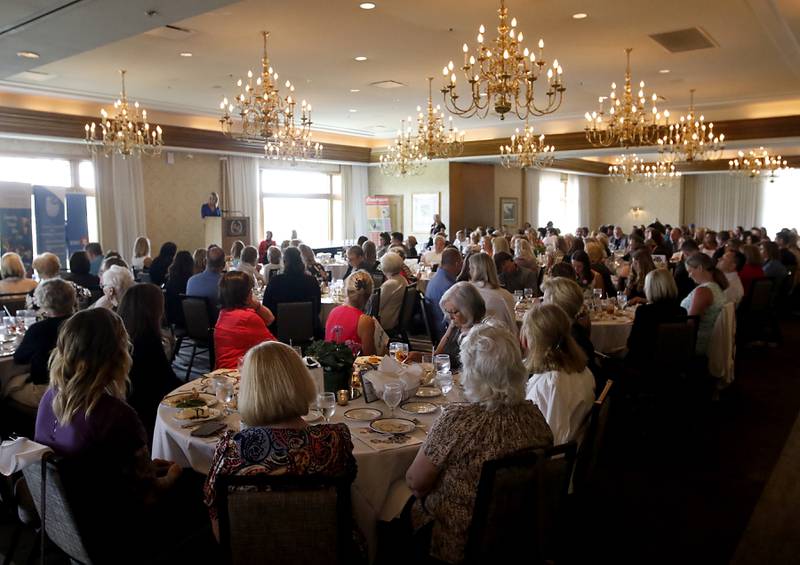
left=383, top=382, right=404, bottom=417
left=216, top=381, right=235, bottom=415
left=513, top=290, right=524, bottom=305
left=317, top=392, right=336, bottom=423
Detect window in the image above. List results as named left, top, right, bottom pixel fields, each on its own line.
left=538, top=171, right=579, bottom=231
left=260, top=169, right=342, bottom=244
left=760, top=169, right=800, bottom=235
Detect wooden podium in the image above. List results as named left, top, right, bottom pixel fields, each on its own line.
left=204, top=216, right=251, bottom=251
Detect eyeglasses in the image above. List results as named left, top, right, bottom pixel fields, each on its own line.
left=444, top=308, right=460, bottom=316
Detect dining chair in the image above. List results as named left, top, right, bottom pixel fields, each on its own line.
left=276, top=301, right=315, bottom=349
left=573, top=380, right=613, bottom=495
left=216, top=473, right=353, bottom=565
left=390, top=284, right=419, bottom=343
left=0, top=293, right=28, bottom=316
left=180, top=295, right=215, bottom=379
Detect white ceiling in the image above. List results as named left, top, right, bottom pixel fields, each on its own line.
left=1, top=0, right=800, bottom=141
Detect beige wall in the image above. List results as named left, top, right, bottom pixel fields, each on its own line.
left=140, top=151, right=222, bottom=253
left=367, top=161, right=450, bottom=240
left=494, top=166, right=524, bottom=229
left=592, top=176, right=683, bottom=231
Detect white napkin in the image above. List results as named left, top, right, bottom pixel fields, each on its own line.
left=304, top=357, right=325, bottom=395
left=378, top=355, right=425, bottom=384
left=363, top=370, right=420, bottom=396
left=0, top=437, right=51, bottom=476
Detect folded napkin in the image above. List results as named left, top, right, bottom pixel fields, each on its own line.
left=363, top=369, right=420, bottom=397
left=0, top=437, right=51, bottom=476
left=378, top=355, right=424, bottom=383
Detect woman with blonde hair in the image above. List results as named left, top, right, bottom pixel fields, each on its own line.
left=192, top=248, right=207, bottom=274
left=0, top=252, right=37, bottom=296
left=27, top=252, right=90, bottom=311
left=131, top=237, right=152, bottom=270
left=585, top=240, right=615, bottom=297
left=204, top=341, right=356, bottom=537
left=521, top=303, right=595, bottom=445
left=298, top=243, right=326, bottom=285
left=514, top=238, right=538, bottom=271
left=325, top=271, right=381, bottom=355
left=230, top=240, right=245, bottom=269
left=492, top=236, right=511, bottom=256
left=468, top=253, right=516, bottom=334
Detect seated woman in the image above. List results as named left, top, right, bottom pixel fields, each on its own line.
left=430, top=282, right=486, bottom=371
left=521, top=303, right=595, bottom=445
left=681, top=253, right=728, bottom=356
left=325, top=271, right=380, bottom=355
left=405, top=323, right=553, bottom=564
left=514, top=238, right=538, bottom=271
left=12, top=279, right=75, bottom=407
left=624, top=248, right=657, bottom=303
left=0, top=252, right=37, bottom=297
left=626, top=269, right=687, bottom=368
left=377, top=252, right=408, bottom=332
left=585, top=242, right=616, bottom=298
left=229, top=240, right=245, bottom=269
left=91, top=265, right=134, bottom=311
left=406, top=235, right=419, bottom=259
left=63, top=251, right=100, bottom=291
left=35, top=308, right=207, bottom=563
left=27, top=252, right=90, bottom=311
left=299, top=243, right=327, bottom=285
left=164, top=250, right=194, bottom=327
left=739, top=244, right=765, bottom=296
left=235, top=245, right=266, bottom=287
left=204, top=341, right=356, bottom=536
left=571, top=250, right=604, bottom=293
left=131, top=236, right=153, bottom=271
left=262, top=246, right=322, bottom=337
left=216, top=271, right=276, bottom=369
left=261, top=245, right=282, bottom=283
left=148, top=242, right=177, bottom=287
left=118, top=283, right=182, bottom=441
left=467, top=253, right=516, bottom=334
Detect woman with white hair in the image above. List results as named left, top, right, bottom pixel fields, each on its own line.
left=427, top=281, right=486, bottom=370
left=405, top=323, right=553, bottom=563
left=261, top=245, right=282, bottom=283
left=11, top=279, right=75, bottom=407
left=0, top=252, right=37, bottom=296
left=378, top=252, right=408, bottom=331
left=521, top=303, right=595, bottom=445
left=325, top=271, right=381, bottom=355
left=235, top=245, right=266, bottom=286
left=92, top=265, right=134, bottom=311
left=467, top=253, right=516, bottom=334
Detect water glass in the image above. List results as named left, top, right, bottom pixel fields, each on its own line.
left=3, top=317, right=17, bottom=335
left=435, top=371, right=454, bottom=396
left=317, top=392, right=337, bottom=423
left=513, top=290, right=524, bottom=304
left=524, top=288, right=534, bottom=300
left=421, top=354, right=435, bottom=384
left=434, top=354, right=451, bottom=375
left=216, top=381, right=235, bottom=415
left=383, top=382, right=404, bottom=416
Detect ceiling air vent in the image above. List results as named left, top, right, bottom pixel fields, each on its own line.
left=144, top=24, right=195, bottom=40
left=649, top=27, right=717, bottom=53
left=370, top=80, right=406, bottom=89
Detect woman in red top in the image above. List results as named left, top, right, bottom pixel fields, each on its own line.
left=214, top=271, right=276, bottom=369
left=325, top=270, right=379, bottom=355
left=257, top=230, right=276, bottom=264
left=739, top=244, right=765, bottom=296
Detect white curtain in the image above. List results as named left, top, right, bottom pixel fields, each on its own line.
left=94, top=154, right=146, bottom=262
left=342, top=164, right=369, bottom=238
left=222, top=156, right=260, bottom=245
left=684, top=174, right=760, bottom=230
left=575, top=174, right=592, bottom=229
left=523, top=169, right=539, bottom=227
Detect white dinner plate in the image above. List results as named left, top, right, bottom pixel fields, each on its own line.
left=172, top=407, right=221, bottom=424
left=415, top=387, right=442, bottom=398
left=302, top=409, right=322, bottom=423
left=370, top=418, right=416, bottom=435
left=344, top=408, right=383, bottom=421
left=162, top=392, right=217, bottom=408
left=400, top=401, right=438, bottom=415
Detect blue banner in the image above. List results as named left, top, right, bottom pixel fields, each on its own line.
left=33, top=185, right=67, bottom=264
left=65, top=193, right=89, bottom=257
left=0, top=182, right=34, bottom=271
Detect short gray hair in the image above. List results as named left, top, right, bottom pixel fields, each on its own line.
left=101, top=265, right=134, bottom=294
left=35, top=278, right=75, bottom=316
left=460, top=323, right=527, bottom=410
left=644, top=269, right=678, bottom=303
left=439, top=282, right=485, bottom=327
left=380, top=251, right=404, bottom=276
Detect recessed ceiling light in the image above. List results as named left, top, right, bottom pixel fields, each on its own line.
left=350, top=89, right=361, bottom=92
left=354, top=56, right=368, bottom=61
left=180, top=52, right=193, bottom=57
left=349, top=109, right=358, bottom=112
left=572, top=13, right=588, bottom=19
left=359, top=2, right=376, bottom=9
left=659, top=69, right=671, bottom=74
left=16, top=51, right=40, bottom=59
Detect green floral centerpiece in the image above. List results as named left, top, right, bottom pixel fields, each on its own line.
left=306, top=340, right=355, bottom=392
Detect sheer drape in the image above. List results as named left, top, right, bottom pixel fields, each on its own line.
left=221, top=156, right=260, bottom=244
left=342, top=164, right=369, bottom=238
left=684, top=174, right=759, bottom=230
left=523, top=169, right=539, bottom=227
left=575, top=174, right=591, bottom=229
left=93, top=154, right=146, bottom=262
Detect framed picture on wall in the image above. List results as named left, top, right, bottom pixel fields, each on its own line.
left=411, top=193, right=441, bottom=234
left=500, top=197, right=518, bottom=227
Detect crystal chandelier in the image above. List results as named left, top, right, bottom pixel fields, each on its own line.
left=658, top=89, right=724, bottom=162
left=643, top=160, right=681, bottom=186
left=379, top=120, right=428, bottom=177
left=608, top=153, right=646, bottom=183
left=585, top=48, right=668, bottom=148
left=416, top=78, right=464, bottom=159
left=84, top=70, right=163, bottom=158
left=219, top=31, right=322, bottom=162
left=440, top=0, right=565, bottom=121
left=729, top=148, right=790, bottom=182
left=499, top=122, right=555, bottom=169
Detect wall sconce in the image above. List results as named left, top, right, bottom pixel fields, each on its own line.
left=630, top=206, right=643, bottom=217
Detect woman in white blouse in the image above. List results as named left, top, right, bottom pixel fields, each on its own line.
left=467, top=253, right=516, bottom=334
left=378, top=251, right=408, bottom=331
left=521, top=303, right=595, bottom=445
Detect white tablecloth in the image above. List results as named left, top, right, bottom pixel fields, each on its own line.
left=152, top=379, right=460, bottom=562
left=589, top=316, right=634, bottom=354
left=324, top=263, right=349, bottom=281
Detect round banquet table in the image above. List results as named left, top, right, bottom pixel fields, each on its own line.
left=320, top=295, right=343, bottom=327
left=152, top=378, right=462, bottom=562
left=589, top=313, right=634, bottom=355
left=324, top=262, right=349, bottom=281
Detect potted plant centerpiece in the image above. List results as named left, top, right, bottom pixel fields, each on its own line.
left=306, top=340, right=355, bottom=392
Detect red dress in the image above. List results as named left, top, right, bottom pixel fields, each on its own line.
left=214, top=308, right=275, bottom=369
left=257, top=239, right=277, bottom=263
left=325, top=305, right=363, bottom=350
left=739, top=264, right=764, bottom=296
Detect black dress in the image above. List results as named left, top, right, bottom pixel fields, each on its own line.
left=148, top=256, right=172, bottom=286
left=626, top=300, right=688, bottom=367
left=164, top=274, right=190, bottom=327
left=262, top=271, right=322, bottom=337
left=13, top=316, right=69, bottom=385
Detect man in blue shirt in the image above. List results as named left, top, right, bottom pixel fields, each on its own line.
left=85, top=242, right=103, bottom=276
left=186, top=246, right=225, bottom=307
left=424, top=247, right=463, bottom=341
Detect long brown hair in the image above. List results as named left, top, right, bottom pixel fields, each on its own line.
left=118, top=283, right=164, bottom=341
left=49, top=309, right=131, bottom=425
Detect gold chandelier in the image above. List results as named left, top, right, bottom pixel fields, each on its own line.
left=84, top=70, right=163, bottom=158
left=729, top=148, right=790, bottom=182
left=585, top=48, right=668, bottom=148
left=644, top=160, right=681, bottom=186
left=658, top=89, right=724, bottom=162
left=416, top=78, right=464, bottom=159
left=219, top=31, right=322, bottom=162
left=499, top=122, right=555, bottom=169
left=440, top=0, right=565, bottom=121
left=608, top=154, right=679, bottom=185
left=379, top=120, right=428, bottom=177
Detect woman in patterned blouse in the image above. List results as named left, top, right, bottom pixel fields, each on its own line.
left=203, top=341, right=356, bottom=537
left=405, top=323, right=554, bottom=563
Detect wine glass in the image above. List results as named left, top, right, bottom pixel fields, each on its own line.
left=216, top=381, right=235, bottom=415
left=434, top=354, right=451, bottom=374
left=316, top=392, right=336, bottom=423
left=524, top=288, right=534, bottom=300
left=435, top=371, right=454, bottom=396
left=383, top=382, right=404, bottom=417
